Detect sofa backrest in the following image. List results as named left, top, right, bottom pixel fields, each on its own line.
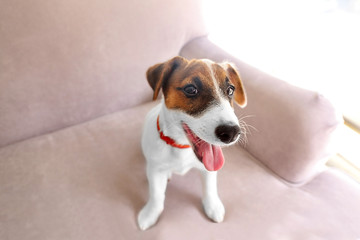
left=0, top=0, right=207, bottom=147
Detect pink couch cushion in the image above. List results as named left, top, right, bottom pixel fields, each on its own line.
left=0, top=0, right=207, bottom=147
left=1, top=101, right=359, bottom=239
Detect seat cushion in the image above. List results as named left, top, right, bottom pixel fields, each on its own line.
left=1, top=101, right=359, bottom=240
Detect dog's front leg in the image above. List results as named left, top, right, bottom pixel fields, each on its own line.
left=138, top=168, right=168, bottom=230
left=201, top=170, right=225, bottom=223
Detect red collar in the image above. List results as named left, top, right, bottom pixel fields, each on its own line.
left=157, top=115, right=191, bottom=149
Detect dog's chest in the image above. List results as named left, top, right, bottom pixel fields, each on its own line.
left=153, top=146, right=201, bottom=175
left=168, top=149, right=202, bottom=175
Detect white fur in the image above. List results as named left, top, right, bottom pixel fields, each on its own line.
left=138, top=68, right=241, bottom=231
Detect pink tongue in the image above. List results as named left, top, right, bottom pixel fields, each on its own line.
left=200, top=142, right=225, bottom=171
left=183, top=124, right=225, bottom=171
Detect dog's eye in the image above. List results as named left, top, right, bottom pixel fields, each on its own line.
left=183, top=85, right=198, bottom=97
left=227, top=85, right=235, bottom=97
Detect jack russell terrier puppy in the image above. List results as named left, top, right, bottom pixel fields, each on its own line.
left=138, top=56, right=247, bottom=230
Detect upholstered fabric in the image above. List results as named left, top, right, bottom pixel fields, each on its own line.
left=1, top=0, right=360, bottom=239
left=0, top=0, right=207, bottom=147
left=181, top=37, right=343, bottom=184
left=1, top=101, right=359, bottom=240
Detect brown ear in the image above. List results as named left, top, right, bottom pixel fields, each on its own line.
left=224, top=63, right=247, bottom=107
left=146, top=56, right=188, bottom=100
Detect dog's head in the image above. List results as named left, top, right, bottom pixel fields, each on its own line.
left=147, top=56, right=247, bottom=171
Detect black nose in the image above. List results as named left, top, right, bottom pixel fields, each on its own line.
left=215, top=124, right=241, bottom=144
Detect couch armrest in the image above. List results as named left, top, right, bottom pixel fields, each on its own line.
left=180, top=37, right=342, bottom=184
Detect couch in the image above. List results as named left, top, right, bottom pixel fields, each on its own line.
left=1, top=0, right=360, bottom=239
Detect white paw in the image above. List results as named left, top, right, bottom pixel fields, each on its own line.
left=202, top=196, right=225, bottom=223
left=137, top=203, right=163, bottom=231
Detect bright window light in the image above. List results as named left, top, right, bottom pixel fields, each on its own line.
left=337, top=125, right=360, bottom=169
left=203, top=0, right=360, bottom=166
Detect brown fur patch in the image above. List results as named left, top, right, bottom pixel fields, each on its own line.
left=211, top=64, right=233, bottom=103
left=163, top=59, right=219, bottom=116
left=223, top=63, right=247, bottom=107
left=146, top=57, right=247, bottom=117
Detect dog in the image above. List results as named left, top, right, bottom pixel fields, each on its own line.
left=138, top=56, right=247, bottom=230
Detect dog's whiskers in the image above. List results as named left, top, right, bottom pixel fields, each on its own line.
left=235, top=115, right=257, bottom=147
